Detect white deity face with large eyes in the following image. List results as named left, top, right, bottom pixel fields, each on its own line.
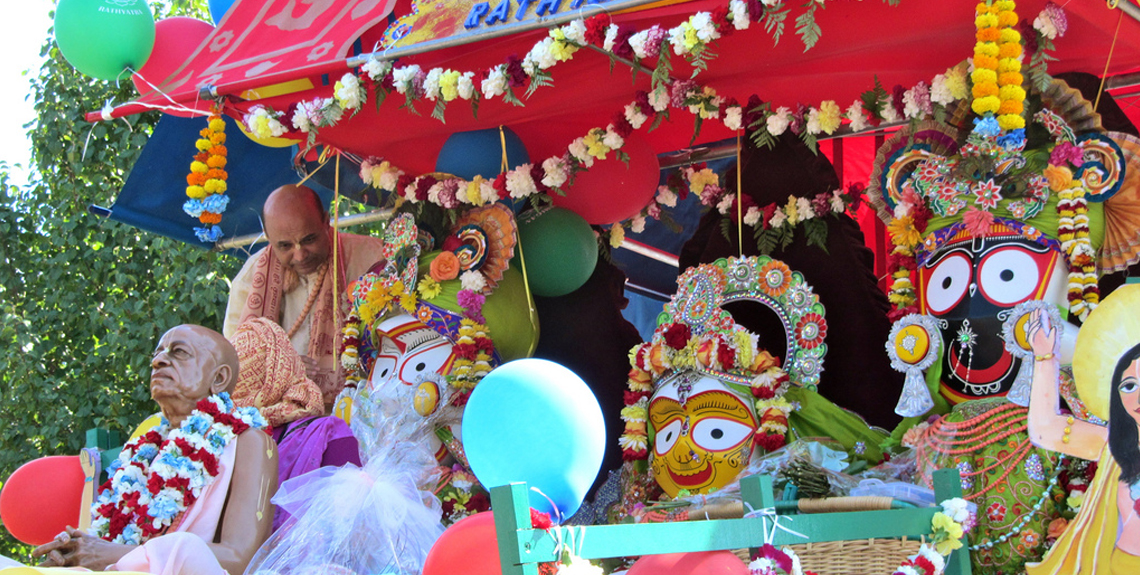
left=367, top=313, right=459, bottom=461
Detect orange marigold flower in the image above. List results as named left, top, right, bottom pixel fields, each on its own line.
left=199, top=212, right=222, bottom=225
left=972, top=83, right=1000, bottom=98
left=999, top=72, right=1024, bottom=86
left=998, top=43, right=1022, bottom=59
left=195, top=152, right=209, bottom=162
left=974, top=55, right=1000, bottom=71
left=977, top=28, right=1000, bottom=42
left=997, top=11, right=1018, bottom=27
left=998, top=100, right=1024, bottom=115
left=209, top=145, right=227, bottom=156
left=206, top=155, right=227, bottom=169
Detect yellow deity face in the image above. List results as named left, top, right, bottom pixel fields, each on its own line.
left=648, top=372, right=758, bottom=497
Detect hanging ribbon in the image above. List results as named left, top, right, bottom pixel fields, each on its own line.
left=1001, top=301, right=1063, bottom=406
left=886, top=314, right=943, bottom=417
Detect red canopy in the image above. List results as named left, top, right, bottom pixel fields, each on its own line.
left=109, top=0, right=1140, bottom=173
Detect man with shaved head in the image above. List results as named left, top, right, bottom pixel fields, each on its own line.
left=30, top=325, right=277, bottom=574
left=224, top=184, right=384, bottom=410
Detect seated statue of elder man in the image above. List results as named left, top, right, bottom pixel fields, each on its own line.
left=29, top=325, right=277, bottom=575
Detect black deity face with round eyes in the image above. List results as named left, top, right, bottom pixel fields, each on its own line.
left=918, top=236, right=1065, bottom=403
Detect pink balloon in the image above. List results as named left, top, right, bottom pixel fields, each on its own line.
left=628, top=551, right=749, bottom=575
left=132, top=17, right=214, bottom=116
left=423, top=512, right=503, bottom=575
left=551, top=134, right=661, bottom=225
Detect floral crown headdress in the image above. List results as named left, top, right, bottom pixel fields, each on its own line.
left=620, top=255, right=828, bottom=460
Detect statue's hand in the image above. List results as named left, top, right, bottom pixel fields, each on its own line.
left=1026, top=308, right=1058, bottom=358
left=58, top=526, right=133, bottom=570
left=32, top=531, right=75, bottom=566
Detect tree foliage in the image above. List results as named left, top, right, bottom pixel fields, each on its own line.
left=0, top=0, right=237, bottom=558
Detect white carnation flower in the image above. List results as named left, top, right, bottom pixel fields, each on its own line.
left=422, top=68, right=443, bottom=100
left=691, top=12, right=719, bottom=43
left=631, top=215, right=647, bottom=233
left=562, top=19, right=587, bottom=45
left=930, top=73, right=955, bottom=106
left=624, top=102, right=649, bottom=129
left=568, top=138, right=593, bottom=166
left=668, top=25, right=687, bottom=55
left=458, top=72, right=476, bottom=100
left=391, top=65, right=421, bottom=94
left=460, top=270, right=487, bottom=292
left=723, top=106, right=743, bottom=131
left=628, top=30, right=651, bottom=59
left=655, top=186, right=677, bottom=207
left=603, top=125, right=624, bottom=150
left=603, top=24, right=619, bottom=51
left=716, top=194, right=734, bottom=215
left=743, top=206, right=762, bottom=226
left=806, top=107, right=822, bottom=135
left=730, top=0, right=750, bottom=30
left=482, top=66, right=508, bottom=99
left=769, top=207, right=787, bottom=228
left=796, top=196, right=815, bottom=219
left=361, top=56, right=390, bottom=81
left=506, top=165, right=538, bottom=198
left=648, top=89, right=669, bottom=112
left=846, top=100, right=868, bottom=132
left=542, top=156, right=569, bottom=188
left=767, top=107, right=792, bottom=136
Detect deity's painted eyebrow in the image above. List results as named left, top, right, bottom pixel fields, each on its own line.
left=405, top=330, right=440, bottom=352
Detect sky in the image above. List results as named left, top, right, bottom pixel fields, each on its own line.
left=0, top=2, right=53, bottom=188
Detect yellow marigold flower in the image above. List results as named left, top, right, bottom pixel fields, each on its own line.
left=971, top=69, right=998, bottom=86
left=190, top=161, right=209, bottom=174
left=994, top=0, right=1016, bottom=12
left=209, top=132, right=226, bottom=144
left=974, top=42, right=1000, bottom=59
left=999, top=84, right=1025, bottom=102
left=997, top=58, right=1022, bottom=73
left=621, top=403, right=648, bottom=422
left=203, top=179, right=226, bottom=194
left=609, top=224, right=625, bottom=248
left=888, top=215, right=921, bottom=248
left=998, top=114, right=1025, bottom=131
left=209, top=118, right=226, bottom=132
left=186, top=185, right=207, bottom=199
left=975, top=14, right=998, bottom=28
left=195, top=139, right=212, bottom=151
left=1000, top=28, right=1021, bottom=44
left=972, top=95, right=1001, bottom=115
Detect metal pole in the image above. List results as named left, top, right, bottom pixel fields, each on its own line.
left=213, top=206, right=395, bottom=251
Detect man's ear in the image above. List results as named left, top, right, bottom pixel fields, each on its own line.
left=211, top=364, right=234, bottom=395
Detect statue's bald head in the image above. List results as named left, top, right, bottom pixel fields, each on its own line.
left=261, top=184, right=332, bottom=277
left=152, top=325, right=240, bottom=400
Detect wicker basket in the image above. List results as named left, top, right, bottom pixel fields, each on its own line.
left=731, top=538, right=925, bottom=575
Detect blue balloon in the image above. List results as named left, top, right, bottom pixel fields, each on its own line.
left=208, top=0, right=235, bottom=24
left=462, top=359, right=605, bottom=519
left=435, top=127, right=529, bottom=180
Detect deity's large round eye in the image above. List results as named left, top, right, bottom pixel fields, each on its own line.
left=924, top=253, right=971, bottom=315
left=654, top=419, right=683, bottom=456
left=978, top=247, right=1042, bottom=307
left=370, top=354, right=398, bottom=386
left=1121, top=379, right=1139, bottom=395
left=397, top=340, right=453, bottom=385
left=690, top=418, right=754, bottom=452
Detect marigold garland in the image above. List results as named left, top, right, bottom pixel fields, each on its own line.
left=973, top=0, right=1025, bottom=131
left=183, top=107, right=229, bottom=243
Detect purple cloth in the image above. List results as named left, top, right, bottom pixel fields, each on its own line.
left=271, top=416, right=361, bottom=531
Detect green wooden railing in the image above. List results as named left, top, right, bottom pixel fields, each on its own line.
left=490, top=469, right=971, bottom=575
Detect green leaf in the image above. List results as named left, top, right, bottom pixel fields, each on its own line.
left=794, top=1, right=821, bottom=52
left=431, top=98, right=448, bottom=123
left=764, top=7, right=790, bottom=45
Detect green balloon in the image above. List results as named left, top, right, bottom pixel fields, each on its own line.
left=517, top=207, right=598, bottom=297
left=55, top=0, right=156, bottom=81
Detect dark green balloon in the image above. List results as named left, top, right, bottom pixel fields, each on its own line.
left=55, top=0, right=156, bottom=81
left=517, top=207, right=598, bottom=297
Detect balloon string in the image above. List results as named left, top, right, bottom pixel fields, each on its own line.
left=333, top=151, right=342, bottom=342
left=515, top=229, right=540, bottom=358
left=735, top=131, right=743, bottom=257
left=499, top=125, right=510, bottom=173
left=1094, top=9, right=1124, bottom=112
left=530, top=486, right=563, bottom=524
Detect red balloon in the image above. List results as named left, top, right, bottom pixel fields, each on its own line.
left=628, top=551, right=749, bottom=575
left=423, top=512, right=502, bottom=575
left=551, top=134, right=661, bottom=225
left=132, top=17, right=215, bottom=117
left=0, top=456, right=85, bottom=545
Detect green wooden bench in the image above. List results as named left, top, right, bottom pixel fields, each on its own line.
left=489, top=469, right=971, bottom=575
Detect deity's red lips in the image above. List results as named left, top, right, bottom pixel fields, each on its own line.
left=667, top=462, right=713, bottom=488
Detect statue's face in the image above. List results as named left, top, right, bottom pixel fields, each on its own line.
left=918, top=236, right=1068, bottom=403
left=648, top=372, right=757, bottom=497
left=150, top=325, right=222, bottom=405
